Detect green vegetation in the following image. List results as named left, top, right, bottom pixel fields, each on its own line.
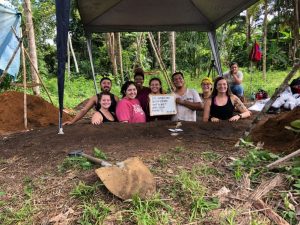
left=173, top=170, right=220, bottom=222
left=232, top=149, right=279, bottom=181
left=58, top=156, right=93, bottom=172
left=70, top=181, right=101, bottom=200
left=232, top=144, right=300, bottom=225
left=192, top=164, right=221, bottom=176
left=201, top=151, right=221, bottom=162
left=93, top=147, right=107, bottom=160
left=79, top=200, right=111, bottom=225
left=127, top=194, right=173, bottom=225
left=0, top=178, right=35, bottom=225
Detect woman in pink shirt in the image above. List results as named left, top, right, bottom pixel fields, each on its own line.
left=116, top=81, right=146, bottom=123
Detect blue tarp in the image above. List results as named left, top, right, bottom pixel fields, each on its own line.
left=0, top=2, right=21, bottom=79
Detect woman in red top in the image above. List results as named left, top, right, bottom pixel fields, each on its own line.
left=116, top=81, right=146, bottom=123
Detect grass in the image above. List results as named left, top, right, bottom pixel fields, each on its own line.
left=70, top=181, right=101, bottom=200
left=58, top=156, right=93, bottom=172
left=127, top=194, right=174, bottom=225
left=79, top=200, right=111, bottom=225
left=0, top=178, right=35, bottom=225
left=192, top=164, right=221, bottom=176
left=231, top=149, right=279, bottom=181
left=201, top=151, right=221, bottom=162
left=172, top=169, right=220, bottom=222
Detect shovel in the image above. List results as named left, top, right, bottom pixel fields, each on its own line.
left=68, top=150, right=156, bottom=200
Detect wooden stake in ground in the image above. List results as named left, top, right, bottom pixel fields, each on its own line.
left=252, top=199, right=290, bottom=225
left=266, top=148, right=300, bottom=169
left=21, top=42, right=28, bottom=130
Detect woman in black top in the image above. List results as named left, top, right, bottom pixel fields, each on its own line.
left=91, top=92, right=117, bottom=124
left=203, top=77, right=250, bottom=122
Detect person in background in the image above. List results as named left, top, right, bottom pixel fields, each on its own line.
left=134, top=67, right=151, bottom=113
left=203, top=76, right=250, bottom=122
left=91, top=92, right=117, bottom=124
left=199, top=77, right=213, bottom=102
left=172, top=72, right=203, bottom=122
left=116, top=81, right=146, bottom=123
left=146, top=77, right=171, bottom=121
left=63, top=77, right=119, bottom=125
left=223, top=62, right=244, bottom=101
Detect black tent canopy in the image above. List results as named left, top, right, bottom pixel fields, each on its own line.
left=55, top=0, right=259, bottom=133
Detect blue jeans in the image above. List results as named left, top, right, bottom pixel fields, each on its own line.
left=230, top=84, right=244, bottom=96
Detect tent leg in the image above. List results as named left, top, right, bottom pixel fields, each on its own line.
left=208, top=31, right=223, bottom=76
left=87, top=38, right=99, bottom=94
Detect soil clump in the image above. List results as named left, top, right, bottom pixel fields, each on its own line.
left=0, top=91, right=72, bottom=135
left=251, top=107, right=300, bottom=153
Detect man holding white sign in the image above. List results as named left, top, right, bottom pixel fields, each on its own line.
left=171, top=72, right=203, bottom=122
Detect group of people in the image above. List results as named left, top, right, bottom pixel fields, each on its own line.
left=63, top=63, right=250, bottom=125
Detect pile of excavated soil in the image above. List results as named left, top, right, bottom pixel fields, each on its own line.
left=251, top=107, right=300, bottom=153
left=0, top=91, right=72, bottom=134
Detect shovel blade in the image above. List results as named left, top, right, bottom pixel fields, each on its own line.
left=95, top=157, right=156, bottom=200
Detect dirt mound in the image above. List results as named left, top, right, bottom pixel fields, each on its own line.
left=0, top=91, right=73, bottom=134
left=251, top=107, right=300, bottom=153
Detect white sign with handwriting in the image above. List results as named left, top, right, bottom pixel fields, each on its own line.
left=149, top=94, right=177, bottom=116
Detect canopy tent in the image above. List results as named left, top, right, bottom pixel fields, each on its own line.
left=55, top=0, right=260, bottom=133
left=0, top=1, right=21, bottom=78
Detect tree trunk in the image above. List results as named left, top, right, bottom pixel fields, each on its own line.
left=115, top=32, right=124, bottom=84
left=169, top=31, right=176, bottom=73
left=157, top=32, right=161, bottom=56
left=23, top=0, right=40, bottom=95
left=106, top=33, right=117, bottom=76
left=245, top=9, right=251, bottom=47
left=136, top=33, right=143, bottom=68
left=293, top=0, right=299, bottom=60
left=262, top=0, right=268, bottom=81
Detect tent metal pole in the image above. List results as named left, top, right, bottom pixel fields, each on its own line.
left=87, top=38, right=99, bottom=94
left=208, top=31, right=223, bottom=76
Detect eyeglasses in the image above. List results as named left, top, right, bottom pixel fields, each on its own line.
left=202, top=83, right=211, bottom=86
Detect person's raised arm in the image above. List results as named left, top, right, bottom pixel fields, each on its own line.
left=228, top=95, right=251, bottom=122
left=176, top=99, right=203, bottom=110
left=63, top=96, right=97, bottom=125
left=232, top=71, right=243, bottom=84
left=203, top=98, right=212, bottom=122
left=91, top=111, right=104, bottom=125
left=176, top=90, right=203, bottom=110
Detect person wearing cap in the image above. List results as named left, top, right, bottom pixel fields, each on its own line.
left=200, top=77, right=213, bottom=101
left=172, top=72, right=203, bottom=122
left=223, top=62, right=244, bottom=101
left=63, top=77, right=119, bottom=125
left=134, top=68, right=151, bottom=114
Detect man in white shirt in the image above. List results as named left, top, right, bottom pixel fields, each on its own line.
left=171, top=72, right=203, bottom=122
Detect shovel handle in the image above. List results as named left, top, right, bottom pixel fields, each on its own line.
left=81, top=153, right=112, bottom=167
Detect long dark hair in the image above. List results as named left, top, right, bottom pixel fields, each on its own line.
left=121, top=81, right=136, bottom=98
left=149, top=77, right=163, bottom=94
left=211, top=76, right=232, bottom=98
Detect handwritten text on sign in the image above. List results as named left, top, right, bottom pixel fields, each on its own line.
left=149, top=94, right=177, bottom=116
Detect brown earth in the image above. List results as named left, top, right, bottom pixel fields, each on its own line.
left=0, top=91, right=72, bottom=135
left=0, top=91, right=299, bottom=224
left=251, top=107, right=300, bottom=153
